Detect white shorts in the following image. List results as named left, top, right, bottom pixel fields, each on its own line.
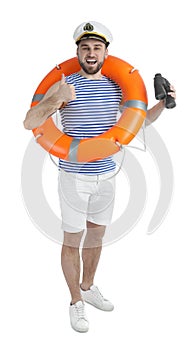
left=58, top=170, right=116, bottom=233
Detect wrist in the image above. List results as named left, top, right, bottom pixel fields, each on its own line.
left=159, top=100, right=165, bottom=110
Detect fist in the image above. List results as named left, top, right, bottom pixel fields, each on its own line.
left=168, top=85, right=176, bottom=100
left=55, top=74, right=76, bottom=105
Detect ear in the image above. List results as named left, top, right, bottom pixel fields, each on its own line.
left=76, top=47, right=78, bottom=56
left=105, top=48, right=108, bottom=59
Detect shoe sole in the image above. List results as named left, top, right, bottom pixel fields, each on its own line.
left=70, top=324, right=89, bottom=333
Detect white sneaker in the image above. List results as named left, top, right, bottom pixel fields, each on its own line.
left=80, top=285, right=114, bottom=311
left=69, top=301, right=89, bottom=333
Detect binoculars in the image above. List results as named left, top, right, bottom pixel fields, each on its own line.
left=154, top=73, right=176, bottom=109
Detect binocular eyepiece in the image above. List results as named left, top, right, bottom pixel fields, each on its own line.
left=154, top=73, right=176, bottom=109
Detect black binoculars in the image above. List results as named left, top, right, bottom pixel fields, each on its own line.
left=154, top=73, right=176, bottom=109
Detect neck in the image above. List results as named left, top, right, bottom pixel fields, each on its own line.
left=78, top=69, right=103, bottom=80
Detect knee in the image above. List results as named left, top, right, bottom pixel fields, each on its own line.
left=84, top=222, right=106, bottom=248
left=87, top=222, right=106, bottom=239
left=62, top=230, right=84, bottom=249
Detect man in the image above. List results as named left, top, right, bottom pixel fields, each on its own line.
left=24, top=21, right=176, bottom=333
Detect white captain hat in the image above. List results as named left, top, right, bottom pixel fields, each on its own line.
left=73, top=21, right=113, bottom=47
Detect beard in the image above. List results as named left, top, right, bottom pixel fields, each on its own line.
left=78, top=58, right=105, bottom=75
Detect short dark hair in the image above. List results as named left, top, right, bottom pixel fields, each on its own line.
left=76, top=34, right=109, bottom=47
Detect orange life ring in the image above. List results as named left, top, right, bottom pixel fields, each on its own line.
left=31, top=55, right=148, bottom=162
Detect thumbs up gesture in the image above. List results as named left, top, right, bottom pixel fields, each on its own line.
left=54, top=74, right=76, bottom=106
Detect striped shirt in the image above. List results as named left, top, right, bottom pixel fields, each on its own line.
left=59, top=73, right=122, bottom=174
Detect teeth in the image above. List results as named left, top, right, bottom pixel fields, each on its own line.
left=86, top=59, right=97, bottom=64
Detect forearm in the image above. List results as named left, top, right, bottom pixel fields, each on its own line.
left=145, top=100, right=165, bottom=126
left=23, top=95, right=63, bottom=130
left=24, top=76, right=76, bottom=130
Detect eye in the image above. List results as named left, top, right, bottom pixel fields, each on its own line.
left=80, top=46, right=89, bottom=51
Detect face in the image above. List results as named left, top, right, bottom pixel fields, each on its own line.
left=77, top=39, right=108, bottom=75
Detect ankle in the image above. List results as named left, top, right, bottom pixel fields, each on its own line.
left=71, top=297, right=83, bottom=305
left=80, top=283, right=93, bottom=291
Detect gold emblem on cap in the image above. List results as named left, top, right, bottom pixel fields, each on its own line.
left=83, top=23, right=94, bottom=31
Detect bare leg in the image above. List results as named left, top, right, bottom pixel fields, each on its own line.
left=80, top=222, right=106, bottom=291
left=61, top=231, right=84, bottom=304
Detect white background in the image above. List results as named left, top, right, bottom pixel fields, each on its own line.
left=1, top=0, right=195, bottom=348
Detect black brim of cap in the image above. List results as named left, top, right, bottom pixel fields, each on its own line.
left=76, top=33, right=109, bottom=46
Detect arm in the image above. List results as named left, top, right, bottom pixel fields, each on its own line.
left=145, top=100, right=165, bottom=126
left=23, top=74, right=76, bottom=130
left=145, top=85, right=176, bottom=127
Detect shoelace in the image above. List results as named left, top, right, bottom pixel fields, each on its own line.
left=92, top=286, right=108, bottom=302
left=74, top=304, right=87, bottom=320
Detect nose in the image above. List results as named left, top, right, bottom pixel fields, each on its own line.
left=87, top=48, right=95, bottom=56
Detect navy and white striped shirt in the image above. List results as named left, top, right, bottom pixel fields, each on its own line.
left=59, top=73, right=122, bottom=174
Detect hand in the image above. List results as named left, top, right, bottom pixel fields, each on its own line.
left=55, top=74, right=76, bottom=105
left=168, top=85, right=176, bottom=100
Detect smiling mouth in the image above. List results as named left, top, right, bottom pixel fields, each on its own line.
left=86, top=59, right=97, bottom=65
